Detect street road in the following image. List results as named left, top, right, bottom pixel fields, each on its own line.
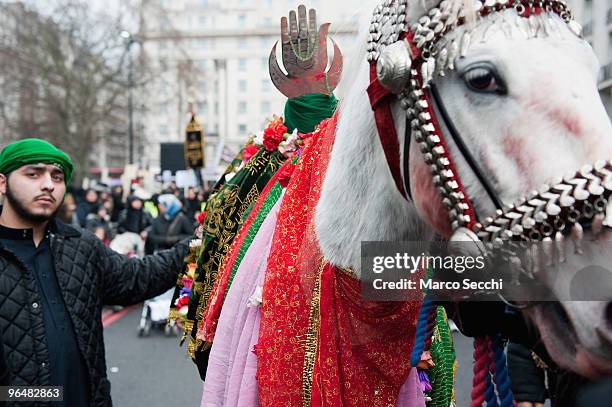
left=103, top=304, right=491, bottom=406
left=104, top=305, right=203, bottom=407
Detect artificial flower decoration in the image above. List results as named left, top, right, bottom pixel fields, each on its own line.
left=197, top=210, right=207, bottom=225
left=242, top=143, right=260, bottom=162
left=278, top=129, right=301, bottom=156
left=277, top=162, right=297, bottom=188
left=263, top=115, right=288, bottom=151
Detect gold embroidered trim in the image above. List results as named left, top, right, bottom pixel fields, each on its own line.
left=302, top=258, right=324, bottom=407
left=532, top=351, right=549, bottom=370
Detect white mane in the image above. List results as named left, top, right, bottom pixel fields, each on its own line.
left=316, top=3, right=434, bottom=276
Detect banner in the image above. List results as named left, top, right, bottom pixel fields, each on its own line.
left=185, top=114, right=205, bottom=169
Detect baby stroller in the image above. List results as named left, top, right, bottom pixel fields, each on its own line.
left=109, top=233, right=179, bottom=337
left=137, top=288, right=180, bottom=337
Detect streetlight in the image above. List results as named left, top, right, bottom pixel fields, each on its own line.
left=120, top=30, right=140, bottom=166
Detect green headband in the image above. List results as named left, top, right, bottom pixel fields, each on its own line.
left=0, top=138, right=74, bottom=184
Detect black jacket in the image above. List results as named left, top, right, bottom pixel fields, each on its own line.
left=0, top=332, right=8, bottom=386
left=0, top=219, right=188, bottom=406
left=145, top=212, right=194, bottom=254
left=507, top=341, right=548, bottom=403
left=117, top=208, right=152, bottom=235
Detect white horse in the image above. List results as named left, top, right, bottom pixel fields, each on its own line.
left=316, top=0, right=612, bottom=380
left=201, top=1, right=612, bottom=405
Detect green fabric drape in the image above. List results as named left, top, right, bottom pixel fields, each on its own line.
left=284, top=93, right=337, bottom=134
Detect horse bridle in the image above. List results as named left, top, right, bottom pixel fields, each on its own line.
left=368, top=0, right=581, bottom=232
left=402, top=83, right=505, bottom=214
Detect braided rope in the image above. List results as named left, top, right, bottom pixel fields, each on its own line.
left=470, top=336, right=489, bottom=407
left=484, top=337, right=499, bottom=407
left=491, top=334, right=514, bottom=407
left=410, top=296, right=435, bottom=366
left=423, top=302, right=439, bottom=350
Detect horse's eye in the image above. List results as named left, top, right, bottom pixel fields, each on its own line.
left=463, top=67, right=506, bottom=94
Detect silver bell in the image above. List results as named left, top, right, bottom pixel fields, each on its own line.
left=376, top=40, right=412, bottom=94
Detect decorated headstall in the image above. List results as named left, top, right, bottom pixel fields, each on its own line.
left=366, top=0, right=612, bottom=260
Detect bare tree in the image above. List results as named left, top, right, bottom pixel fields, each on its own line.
left=0, top=1, right=138, bottom=183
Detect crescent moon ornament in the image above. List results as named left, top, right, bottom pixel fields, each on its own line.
left=269, top=6, right=343, bottom=99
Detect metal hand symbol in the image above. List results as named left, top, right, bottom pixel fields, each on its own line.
left=269, top=4, right=343, bottom=98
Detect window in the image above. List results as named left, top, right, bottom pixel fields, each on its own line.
left=238, top=101, right=247, bottom=114
left=238, top=14, right=246, bottom=26
left=261, top=101, right=271, bottom=113
left=214, top=102, right=219, bottom=114
left=158, top=103, right=168, bottom=114
left=237, top=38, right=247, bottom=49
left=263, top=17, right=272, bottom=26
left=199, top=16, right=207, bottom=27
left=159, top=40, right=168, bottom=50
left=198, top=39, right=209, bottom=49
left=261, top=79, right=271, bottom=92
left=261, top=57, right=267, bottom=70
left=197, top=101, right=208, bottom=114
left=197, top=80, right=208, bottom=92
left=238, top=80, right=247, bottom=92
left=260, top=37, right=269, bottom=48
left=238, top=58, right=247, bottom=72
left=238, top=124, right=247, bottom=134
left=159, top=125, right=169, bottom=135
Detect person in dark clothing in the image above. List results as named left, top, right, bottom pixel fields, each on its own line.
left=117, top=195, right=152, bottom=235
left=508, top=342, right=546, bottom=407
left=75, top=188, right=98, bottom=227
left=110, top=185, right=125, bottom=223
left=182, top=187, right=201, bottom=223
left=0, top=332, right=8, bottom=387
left=0, top=139, right=188, bottom=407
left=576, top=378, right=612, bottom=406
left=145, top=194, right=194, bottom=254
left=85, top=205, right=113, bottom=242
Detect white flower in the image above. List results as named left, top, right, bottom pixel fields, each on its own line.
left=253, top=130, right=264, bottom=145
left=189, top=238, right=202, bottom=248
left=247, top=285, right=263, bottom=307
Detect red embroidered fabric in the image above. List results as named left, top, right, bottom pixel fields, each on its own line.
left=312, top=263, right=421, bottom=406
left=198, top=157, right=292, bottom=342
left=257, top=115, right=336, bottom=406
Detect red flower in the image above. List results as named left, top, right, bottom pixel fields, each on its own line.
left=197, top=210, right=207, bottom=225
left=242, top=144, right=260, bottom=162
left=277, top=162, right=296, bottom=188
left=175, top=295, right=189, bottom=309
left=263, top=117, right=288, bottom=151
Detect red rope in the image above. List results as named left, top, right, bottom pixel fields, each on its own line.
left=470, top=336, right=489, bottom=407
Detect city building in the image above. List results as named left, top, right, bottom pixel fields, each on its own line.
left=136, top=0, right=364, bottom=173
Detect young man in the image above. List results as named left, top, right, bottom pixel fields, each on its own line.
left=0, top=139, right=189, bottom=406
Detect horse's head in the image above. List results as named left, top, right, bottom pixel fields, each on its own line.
left=397, top=0, right=612, bottom=378
left=318, top=0, right=612, bottom=379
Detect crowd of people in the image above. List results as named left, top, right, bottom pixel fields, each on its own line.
left=57, top=183, right=208, bottom=253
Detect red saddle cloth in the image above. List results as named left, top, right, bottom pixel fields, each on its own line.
left=256, top=112, right=421, bottom=406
